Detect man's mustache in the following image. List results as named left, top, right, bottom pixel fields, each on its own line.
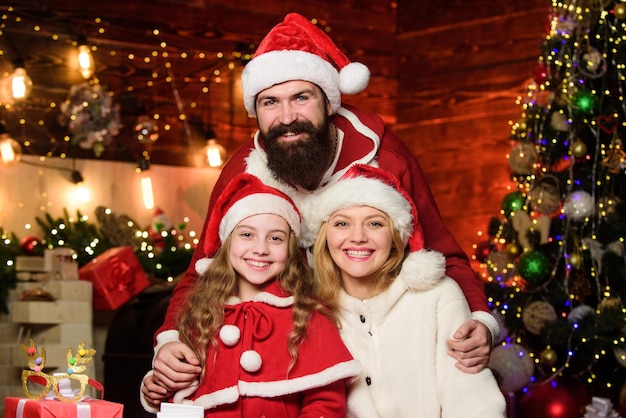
left=266, top=122, right=316, bottom=139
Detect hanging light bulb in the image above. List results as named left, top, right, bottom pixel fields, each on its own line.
left=202, top=127, right=226, bottom=167
left=0, top=122, right=22, bottom=166
left=138, top=155, right=155, bottom=210
left=10, top=59, right=32, bottom=100
left=77, top=36, right=95, bottom=79
left=70, top=169, right=90, bottom=203
left=141, top=176, right=155, bottom=210
left=205, top=139, right=226, bottom=167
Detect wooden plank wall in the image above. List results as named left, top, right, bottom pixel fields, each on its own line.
left=395, top=0, right=550, bottom=259
left=1, top=0, right=552, bottom=259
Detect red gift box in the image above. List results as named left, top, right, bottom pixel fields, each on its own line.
left=4, top=397, right=123, bottom=418
left=79, top=246, right=150, bottom=310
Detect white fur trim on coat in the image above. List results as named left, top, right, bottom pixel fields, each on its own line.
left=153, top=329, right=181, bottom=364
left=139, top=370, right=159, bottom=414
left=239, top=359, right=362, bottom=398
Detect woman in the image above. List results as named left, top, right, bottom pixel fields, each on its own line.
left=305, top=164, right=506, bottom=418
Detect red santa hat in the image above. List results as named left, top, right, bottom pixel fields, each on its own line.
left=302, top=164, right=424, bottom=251
left=303, top=165, right=449, bottom=291
left=195, top=173, right=301, bottom=275
left=241, top=12, right=370, bottom=117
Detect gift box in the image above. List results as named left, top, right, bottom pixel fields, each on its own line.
left=44, top=248, right=79, bottom=280
left=3, top=397, right=123, bottom=418
left=11, top=301, right=92, bottom=325
left=15, top=280, right=93, bottom=302
left=78, top=246, right=150, bottom=310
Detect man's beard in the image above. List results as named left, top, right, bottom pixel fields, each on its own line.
left=260, top=118, right=334, bottom=190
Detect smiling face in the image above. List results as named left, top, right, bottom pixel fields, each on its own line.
left=255, top=80, right=335, bottom=190
left=325, top=205, right=394, bottom=298
left=229, top=213, right=291, bottom=300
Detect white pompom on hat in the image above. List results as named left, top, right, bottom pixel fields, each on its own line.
left=301, top=164, right=424, bottom=251
left=241, top=12, right=370, bottom=117
left=195, top=173, right=301, bottom=275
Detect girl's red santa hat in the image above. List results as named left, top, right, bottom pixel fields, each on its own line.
left=241, top=12, right=370, bottom=117
left=195, top=173, right=301, bottom=275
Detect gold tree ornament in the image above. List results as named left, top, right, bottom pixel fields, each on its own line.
left=601, top=138, right=626, bottom=174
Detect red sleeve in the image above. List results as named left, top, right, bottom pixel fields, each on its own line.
left=153, top=143, right=254, bottom=343
left=299, top=380, right=347, bottom=418
left=376, top=127, right=489, bottom=313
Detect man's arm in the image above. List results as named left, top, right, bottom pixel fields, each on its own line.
left=376, top=128, right=490, bottom=313
left=376, top=126, right=500, bottom=371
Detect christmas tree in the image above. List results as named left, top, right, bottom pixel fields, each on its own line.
left=475, top=0, right=626, bottom=415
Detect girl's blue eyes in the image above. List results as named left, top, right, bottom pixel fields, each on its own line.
left=239, top=232, right=285, bottom=241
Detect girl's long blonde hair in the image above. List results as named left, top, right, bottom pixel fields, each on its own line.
left=313, top=212, right=407, bottom=310
left=177, top=230, right=333, bottom=376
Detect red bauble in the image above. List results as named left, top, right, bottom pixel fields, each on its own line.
left=533, top=63, right=550, bottom=84
left=474, top=240, right=495, bottom=263
left=517, top=378, right=591, bottom=418
left=19, top=235, right=42, bottom=255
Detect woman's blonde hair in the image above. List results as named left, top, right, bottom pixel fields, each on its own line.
left=177, top=229, right=332, bottom=377
left=313, top=210, right=407, bottom=310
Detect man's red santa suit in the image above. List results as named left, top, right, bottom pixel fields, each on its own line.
left=153, top=12, right=499, bottom=351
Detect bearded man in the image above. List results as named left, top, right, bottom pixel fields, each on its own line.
left=142, top=12, right=500, bottom=408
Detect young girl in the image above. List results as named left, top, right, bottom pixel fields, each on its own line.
left=304, top=164, right=506, bottom=418
left=140, top=173, right=361, bottom=417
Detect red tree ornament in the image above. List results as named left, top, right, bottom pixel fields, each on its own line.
left=517, top=378, right=591, bottom=418
left=19, top=235, right=42, bottom=255
left=474, top=240, right=495, bottom=263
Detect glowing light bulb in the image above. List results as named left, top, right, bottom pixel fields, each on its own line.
left=0, top=134, right=21, bottom=166
left=205, top=139, right=225, bottom=167
left=75, top=183, right=91, bottom=204
left=78, top=44, right=95, bottom=79
left=141, top=175, right=155, bottom=210
left=10, top=67, right=32, bottom=100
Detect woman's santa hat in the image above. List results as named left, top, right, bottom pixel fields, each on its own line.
left=195, top=173, right=301, bottom=275
left=302, top=164, right=424, bottom=251
left=303, top=164, right=447, bottom=288
left=241, top=12, right=370, bottom=117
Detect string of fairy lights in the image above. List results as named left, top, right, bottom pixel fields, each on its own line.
left=0, top=5, right=256, bottom=286
left=471, top=0, right=626, bottom=400
left=0, top=7, right=334, bottom=291
left=0, top=4, right=256, bottom=223
left=0, top=4, right=256, bottom=166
